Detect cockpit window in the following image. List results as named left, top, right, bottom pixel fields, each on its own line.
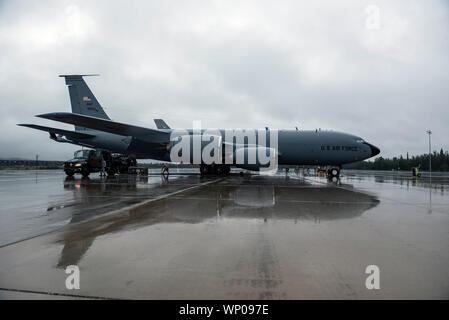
left=356, top=139, right=364, bottom=143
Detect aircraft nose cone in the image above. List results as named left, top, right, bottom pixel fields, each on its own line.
left=366, top=143, right=380, bottom=157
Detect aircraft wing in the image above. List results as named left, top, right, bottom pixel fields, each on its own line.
left=37, top=112, right=169, bottom=143
left=17, top=124, right=95, bottom=139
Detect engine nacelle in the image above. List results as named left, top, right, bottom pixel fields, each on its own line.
left=49, top=133, right=71, bottom=143
left=169, top=134, right=223, bottom=164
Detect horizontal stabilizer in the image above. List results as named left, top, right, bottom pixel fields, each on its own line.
left=154, top=119, right=170, bottom=129
left=17, top=124, right=95, bottom=139
left=37, top=112, right=169, bottom=143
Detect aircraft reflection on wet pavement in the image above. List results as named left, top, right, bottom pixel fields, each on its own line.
left=56, top=176, right=379, bottom=268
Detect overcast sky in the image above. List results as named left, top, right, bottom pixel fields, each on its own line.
left=0, top=0, right=448, bottom=160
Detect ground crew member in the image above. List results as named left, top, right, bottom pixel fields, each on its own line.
left=162, top=163, right=169, bottom=176
left=101, top=155, right=106, bottom=177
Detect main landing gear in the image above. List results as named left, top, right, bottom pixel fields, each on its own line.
left=200, top=164, right=231, bottom=175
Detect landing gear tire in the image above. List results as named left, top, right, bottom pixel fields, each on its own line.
left=200, top=164, right=209, bottom=175
left=81, top=167, right=90, bottom=178
left=65, top=170, right=74, bottom=177
left=201, top=164, right=230, bottom=175
left=107, top=168, right=116, bottom=176
left=327, top=167, right=340, bottom=179
left=119, top=165, right=128, bottom=174
left=216, top=165, right=225, bottom=175
left=220, top=165, right=230, bottom=175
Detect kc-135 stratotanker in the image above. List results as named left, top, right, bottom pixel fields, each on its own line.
left=19, top=75, right=380, bottom=176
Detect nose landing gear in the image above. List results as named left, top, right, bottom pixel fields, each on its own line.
left=327, top=166, right=341, bottom=178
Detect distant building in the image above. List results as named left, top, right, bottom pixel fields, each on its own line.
left=0, top=159, right=64, bottom=168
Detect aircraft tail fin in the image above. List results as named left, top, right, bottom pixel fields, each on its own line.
left=59, top=74, right=110, bottom=131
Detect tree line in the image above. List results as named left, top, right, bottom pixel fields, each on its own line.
left=348, top=149, right=449, bottom=171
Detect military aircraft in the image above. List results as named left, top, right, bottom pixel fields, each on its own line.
left=18, top=75, right=380, bottom=176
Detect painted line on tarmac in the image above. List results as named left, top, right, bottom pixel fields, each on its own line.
left=0, top=287, right=117, bottom=300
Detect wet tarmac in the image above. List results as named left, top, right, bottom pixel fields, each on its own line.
left=0, top=169, right=448, bottom=299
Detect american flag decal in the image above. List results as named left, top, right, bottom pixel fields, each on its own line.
left=83, top=96, right=91, bottom=102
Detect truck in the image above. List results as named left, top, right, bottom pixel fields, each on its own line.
left=64, top=149, right=136, bottom=177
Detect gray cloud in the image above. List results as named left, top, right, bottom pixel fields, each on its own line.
left=0, top=0, right=448, bottom=160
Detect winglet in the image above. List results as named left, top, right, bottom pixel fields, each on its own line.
left=154, top=119, right=171, bottom=130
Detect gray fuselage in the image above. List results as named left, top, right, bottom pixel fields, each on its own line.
left=67, top=128, right=380, bottom=166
